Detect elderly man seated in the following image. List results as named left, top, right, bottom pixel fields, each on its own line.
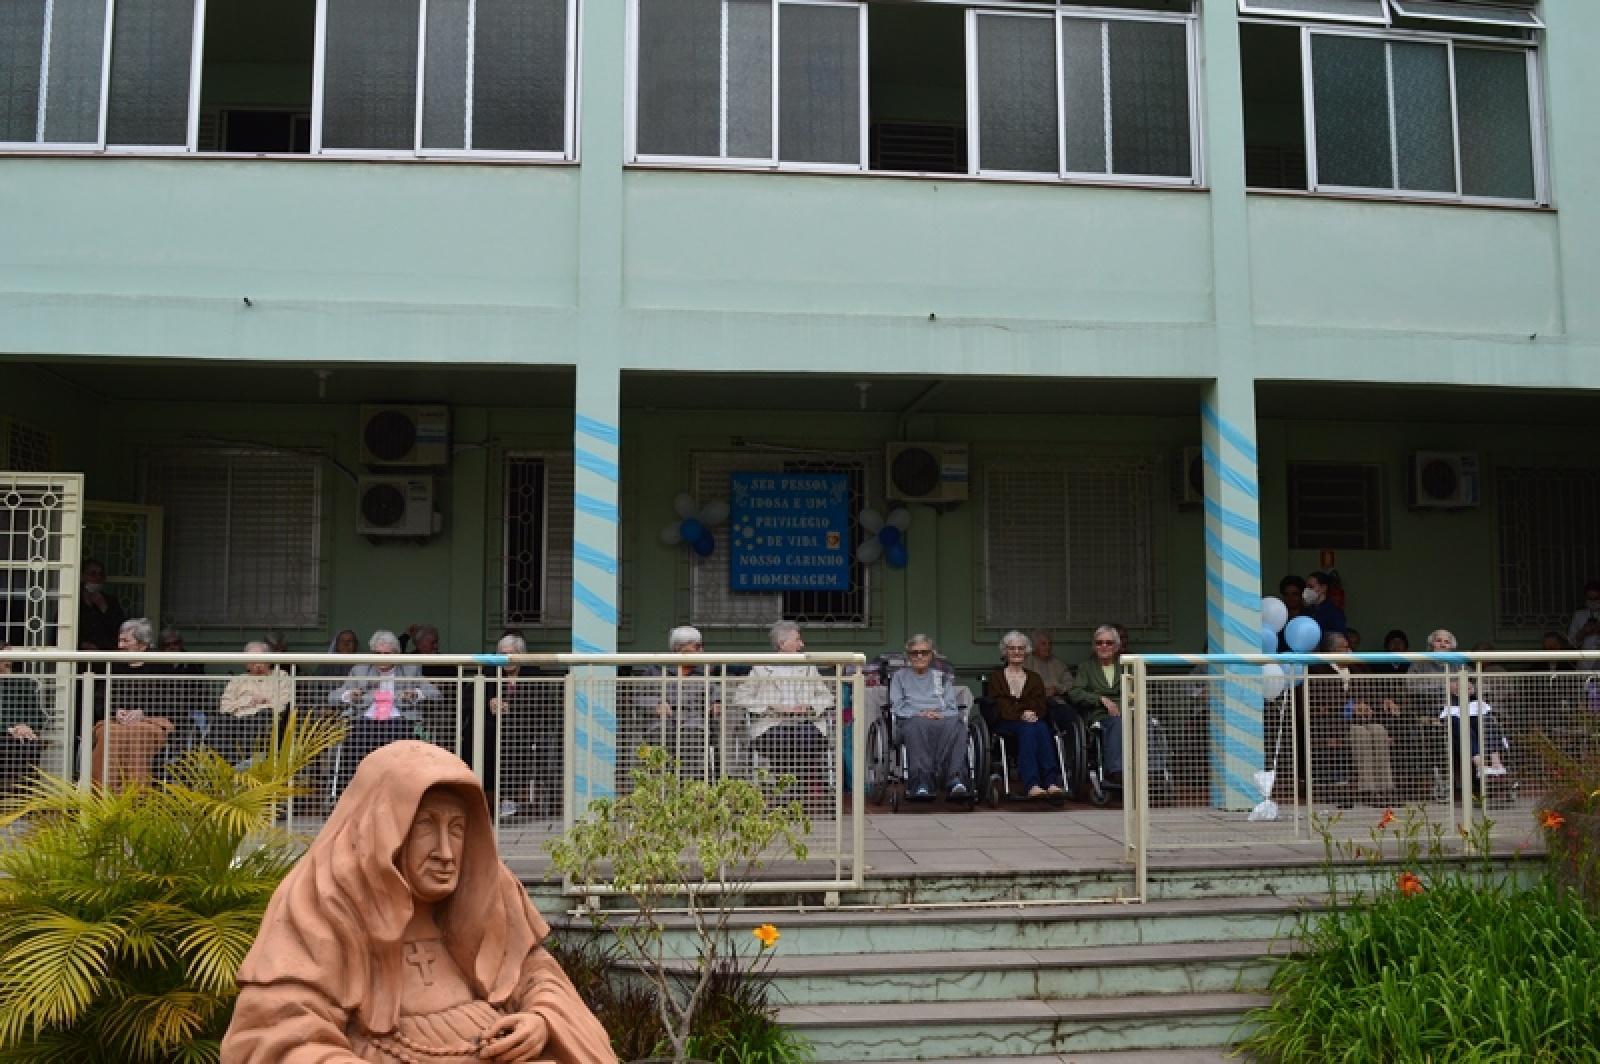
left=890, top=634, right=968, bottom=801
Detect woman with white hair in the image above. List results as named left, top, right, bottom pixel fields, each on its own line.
left=215, top=640, right=294, bottom=764
left=332, top=630, right=443, bottom=797
left=90, top=618, right=178, bottom=790
left=986, top=631, right=1063, bottom=798
left=632, top=625, right=718, bottom=781
left=486, top=633, right=560, bottom=819
left=891, top=634, right=967, bottom=801
left=735, top=620, right=834, bottom=798
left=1067, top=625, right=1127, bottom=786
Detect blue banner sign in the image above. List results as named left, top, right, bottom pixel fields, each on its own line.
left=729, top=472, right=852, bottom=591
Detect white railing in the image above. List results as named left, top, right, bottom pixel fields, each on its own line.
left=0, top=649, right=867, bottom=894
left=1123, top=651, right=1600, bottom=897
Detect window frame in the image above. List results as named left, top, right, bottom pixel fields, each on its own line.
left=495, top=450, right=575, bottom=630
left=1, top=0, right=579, bottom=160
left=626, top=0, right=1202, bottom=188
left=1241, top=9, right=1547, bottom=206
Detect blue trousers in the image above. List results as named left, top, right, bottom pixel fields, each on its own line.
left=995, top=719, right=1060, bottom=790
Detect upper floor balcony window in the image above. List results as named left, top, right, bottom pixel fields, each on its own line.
left=626, top=0, right=1201, bottom=185
left=0, top=0, right=576, bottom=159
left=1240, top=0, right=1546, bottom=205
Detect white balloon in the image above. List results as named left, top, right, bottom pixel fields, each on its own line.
left=1261, top=595, right=1289, bottom=634
left=658, top=521, right=683, bottom=546
left=698, top=499, right=730, bottom=526
left=858, top=509, right=885, bottom=534
left=855, top=538, right=883, bottom=565
left=673, top=493, right=699, bottom=519
left=1261, top=663, right=1287, bottom=701
left=886, top=507, right=911, bottom=531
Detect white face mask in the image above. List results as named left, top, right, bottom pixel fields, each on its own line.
left=1301, top=587, right=1322, bottom=606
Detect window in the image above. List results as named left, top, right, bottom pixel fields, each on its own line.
left=687, top=451, right=875, bottom=629
left=1496, top=467, right=1600, bottom=637
left=629, top=0, right=1199, bottom=185
left=1287, top=462, right=1387, bottom=550
left=0, top=417, right=54, bottom=471
left=1, top=0, right=577, bottom=158
left=1241, top=0, right=1545, bottom=204
left=980, top=458, right=1159, bottom=630
left=497, top=453, right=573, bottom=628
left=141, top=448, right=323, bottom=628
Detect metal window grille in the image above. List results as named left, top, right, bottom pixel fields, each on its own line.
left=497, top=453, right=573, bottom=629
left=1, top=418, right=55, bottom=471
left=140, top=449, right=322, bottom=629
left=980, top=458, right=1158, bottom=630
left=1288, top=462, right=1388, bottom=550
left=687, top=451, right=875, bottom=629
left=1497, top=467, right=1600, bottom=636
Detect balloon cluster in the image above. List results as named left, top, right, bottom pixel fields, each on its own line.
left=659, top=494, right=730, bottom=557
left=1258, top=594, right=1323, bottom=700
left=856, top=508, right=911, bottom=569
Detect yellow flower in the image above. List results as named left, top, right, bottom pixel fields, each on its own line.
left=753, top=923, right=780, bottom=948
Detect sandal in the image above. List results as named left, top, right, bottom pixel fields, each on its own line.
left=1027, top=785, right=1047, bottom=798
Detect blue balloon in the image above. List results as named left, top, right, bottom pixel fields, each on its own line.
left=885, top=542, right=909, bottom=569
left=1284, top=616, right=1323, bottom=654
left=876, top=525, right=901, bottom=549
left=1261, top=626, right=1278, bottom=655
left=692, top=531, right=715, bottom=557
left=679, top=518, right=704, bottom=544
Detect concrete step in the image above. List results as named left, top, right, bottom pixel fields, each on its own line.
left=630, top=938, right=1289, bottom=1004
left=783, top=991, right=1268, bottom=1060
left=856, top=1051, right=1238, bottom=1064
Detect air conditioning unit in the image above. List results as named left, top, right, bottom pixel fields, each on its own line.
left=360, top=405, right=450, bottom=467
left=358, top=476, right=435, bottom=536
left=1176, top=445, right=1204, bottom=507
left=885, top=443, right=969, bottom=503
left=1410, top=452, right=1481, bottom=509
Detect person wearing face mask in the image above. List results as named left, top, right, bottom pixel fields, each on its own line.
left=1301, top=571, right=1347, bottom=638
left=78, top=559, right=126, bottom=652
left=1567, top=580, right=1600, bottom=653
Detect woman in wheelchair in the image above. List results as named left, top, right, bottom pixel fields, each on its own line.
left=1067, top=626, right=1126, bottom=787
left=890, top=635, right=969, bottom=801
left=986, top=632, right=1063, bottom=798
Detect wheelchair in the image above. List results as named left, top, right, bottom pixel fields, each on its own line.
left=976, top=696, right=1076, bottom=805
left=1057, top=707, right=1172, bottom=807
left=863, top=686, right=993, bottom=812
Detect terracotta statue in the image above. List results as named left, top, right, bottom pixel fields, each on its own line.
left=222, top=741, right=615, bottom=1064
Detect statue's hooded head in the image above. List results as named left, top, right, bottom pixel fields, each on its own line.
left=237, top=741, right=548, bottom=1034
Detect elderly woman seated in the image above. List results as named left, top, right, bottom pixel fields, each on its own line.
left=633, top=625, right=720, bottom=781
left=90, top=618, right=178, bottom=790
left=213, top=641, right=294, bottom=765
left=736, top=620, right=834, bottom=801
left=332, top=629, right=442, bottom=796
left=1067, top=625, right=1126, bottom=786
left=890, top=634, right=968, bottom=801
left=987, top=631, right=1063, bottom=798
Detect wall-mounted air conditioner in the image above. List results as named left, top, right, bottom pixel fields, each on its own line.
left=885, top=443, right=969, bottom=503
left=360, top=405, right=450, bottom=468
left=1410, top=452, right=1480, bottom=509
left=358, top=476, right=435, bottom=536
left=1177, top=445, right=1204, bottom=507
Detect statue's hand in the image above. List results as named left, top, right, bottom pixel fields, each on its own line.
left=478, top=1011, right=548, bottom=1061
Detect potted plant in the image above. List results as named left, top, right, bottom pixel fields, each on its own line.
left=547, top=746, right=811, bottom=1064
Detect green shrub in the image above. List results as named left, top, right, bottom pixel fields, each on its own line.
left=0, top=712, right=343, bottom=1063
left=1241, top=875, right=1600, bottom=1062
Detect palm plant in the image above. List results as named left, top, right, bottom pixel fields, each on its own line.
left=0, top=711, right=345, bottom=1063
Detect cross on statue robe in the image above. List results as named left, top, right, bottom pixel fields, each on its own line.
left=404, top=940, right=438, bottom=986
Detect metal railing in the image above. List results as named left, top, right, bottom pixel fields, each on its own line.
left=0, top=649, right=867, bottom=893
left=1123, top=651, right=1600, bottom=898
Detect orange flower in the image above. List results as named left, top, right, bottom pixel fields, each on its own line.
left=1377, top=809, right=1395, bottom=830
left=1397, top=872, right=1424, bottom=897
left=1541, top=810, right=1566, bottom=831
left=753, top=924, right=780, bottom=948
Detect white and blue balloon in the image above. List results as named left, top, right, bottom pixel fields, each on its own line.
left=1258, top=593, right=1322, bottom=701
left=856, top=507, right=911, bottom=569
left=659, top=493, right=731, bottom=557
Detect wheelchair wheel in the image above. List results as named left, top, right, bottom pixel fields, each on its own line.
left=864, top=719, right=889, bottom=806
left=962, top=716, right=990, bottom=813
left=1058, top=714, right=1089, bottom=802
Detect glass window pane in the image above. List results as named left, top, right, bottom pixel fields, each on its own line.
left=636, top=0, right=719, bottom=157
left=1237, top=0, right=1386, bottom=22
left=1061, top=17, right=1105, bottom=174
left=322, top=0, right=419, bottom=151
left=726, top=0, right=771, bottom=159
left=106, top=0, right=194, bottom=146
left=1312, top=33, right=1391, bottom=188
left=975, top=14, right=1056, bottom=174
left=474, top=0, right=567, bottom=152
left=1108, top=19, right=1191, bottom=178
left=779, top=2, right=859, bottom=165
left=1391, top=40, right=1453, bottom=193
left=421, top=0, right=468, bottom=149
left=1455, top=47, right=1535, bottom=201
left=1, top=0, right=46, bottom=142
left=42, top=0, right=109, bottom=144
